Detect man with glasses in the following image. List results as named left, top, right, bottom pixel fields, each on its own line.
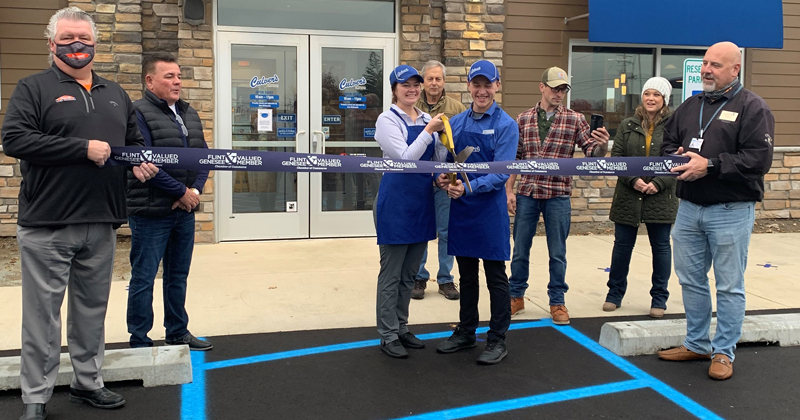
left=506, top=67, right=609, bottom=324
left=127, top=53, right=212, bottom=351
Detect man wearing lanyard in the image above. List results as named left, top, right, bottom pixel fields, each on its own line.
left=657, top=42, right=774, bottom=381
left=434, top=60, right=519, bottom=365
left=127, top=53, right=212, bottom=351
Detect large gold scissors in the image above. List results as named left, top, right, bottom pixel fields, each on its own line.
left=440, top=115, right=473, bottom=193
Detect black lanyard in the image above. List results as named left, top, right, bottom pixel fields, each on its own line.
left=698, top=84, right=743, bottom=138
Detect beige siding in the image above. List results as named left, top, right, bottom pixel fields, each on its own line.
left=747, top=0, right=800, bottom=146
left=504, top=0, right=588, bottom=119
left=0, top=0, right=64, bottom=133
left=505, top=0, right=800, bottom=146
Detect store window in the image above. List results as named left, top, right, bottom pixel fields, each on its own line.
left=218, top=0, right=395, bottom=33
left=569, top=42, right=706, bottom=137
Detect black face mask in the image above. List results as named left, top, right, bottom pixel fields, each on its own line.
left=54, top=41, right=95, bottom=69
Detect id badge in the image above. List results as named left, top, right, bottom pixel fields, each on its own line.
left=689, top=137, right=704, bottom=151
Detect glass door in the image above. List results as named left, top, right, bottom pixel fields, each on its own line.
left=309, top=36, right=395, bottom=237
left=217, top=32, right=310, bottom=240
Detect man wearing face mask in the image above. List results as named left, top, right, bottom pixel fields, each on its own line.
left=1, top=7, right=158, bottom=420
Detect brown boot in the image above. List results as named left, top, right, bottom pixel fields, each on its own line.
left=411, top=280, right=427, bottom=300
left=550, top=305, right=570, bottom=325
left=709, top=354, right=733, bottom=380
left=657, top=345, right=712, bottom=361
left=511, top=297, right=525, bottom=317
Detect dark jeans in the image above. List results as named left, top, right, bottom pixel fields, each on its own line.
left=606, top=222, right=672, bottom=309
left=456, top=257, right=510, bottom=341
left=127, top=211, right=195, bottom=347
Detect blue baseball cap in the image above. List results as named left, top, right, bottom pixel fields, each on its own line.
left=389, top=65, right=423, bottom=85
left=468, top=60, right=500, bottom=82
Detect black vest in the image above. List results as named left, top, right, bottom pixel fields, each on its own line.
left=127, top=89, right=206, bottom=216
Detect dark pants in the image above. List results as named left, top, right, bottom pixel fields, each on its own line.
left=606, top=222, right=672, bottom=309
left=456, top=257, right=511, bottom=341
left=127, top=211, right=196, bottom=347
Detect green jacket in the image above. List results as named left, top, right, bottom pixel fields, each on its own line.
left=609, top=116, right=678, bottom=227
left=416, top=90, right=466, bottom=119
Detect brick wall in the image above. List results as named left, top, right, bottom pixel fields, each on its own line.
left=0, top=0, right=215, bottom=241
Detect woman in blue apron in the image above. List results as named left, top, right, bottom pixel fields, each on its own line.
left=434, top=60, right=519, bottom=365
left=373, top=65, right=446, bottom=359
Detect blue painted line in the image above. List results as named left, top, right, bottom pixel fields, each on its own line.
left=554, top=324, right=724, bottom=420
left=391, top=379, right=647, bottom=419
left=181, top=342, right=207, bottom=420
left=203, top=320, right=548, bottom=371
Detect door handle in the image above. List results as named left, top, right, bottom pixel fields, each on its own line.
left=312, top=130, right=325, bottom=152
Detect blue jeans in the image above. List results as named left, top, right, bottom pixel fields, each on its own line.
left=509, top=195, right=571, bottom=305
left=127, top=211, right=196, bottom=347
left=606, top=222, right=672, bottom=309
left=672, top=200, right=755, bottom=362
left=416, top=185, right=454, bottom=284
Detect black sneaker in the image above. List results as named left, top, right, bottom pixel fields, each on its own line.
left=438, top=282, right=460, bottom=300
left=398, top=332, right=425, bottom=349
left=411, top=280, right=427, bottom=299
left=477, top=338, right=508, bottom=365
left=380, top=339, right=409, bottom=358
left=436, top=327, right=477, bottom=353
left=165, top=333, right=213, bottom=351
left=69, top=387, right=125, bottom=409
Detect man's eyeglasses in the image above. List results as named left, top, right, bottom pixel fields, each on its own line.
left=175, top=114, right=189, bottom=137
left=549, top=85, right=570, bottom=94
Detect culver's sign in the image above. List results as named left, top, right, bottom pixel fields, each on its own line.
left=250, top=74, right=280, bottom=88
left=339, top=77, right=367, bottom=90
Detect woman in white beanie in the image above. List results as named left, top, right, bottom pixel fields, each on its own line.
left=604, top=76, right=678, bottom=318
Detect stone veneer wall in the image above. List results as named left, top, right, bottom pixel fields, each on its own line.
left=1, top=2, right=798, bottom=239
left=0, top=0, right=215, bottom=242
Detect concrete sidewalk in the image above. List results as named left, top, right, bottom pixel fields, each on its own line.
left=0, top=233, right=797, bottom=351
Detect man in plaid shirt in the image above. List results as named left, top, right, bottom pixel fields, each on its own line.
left=505, top=67, right=610, bottom=325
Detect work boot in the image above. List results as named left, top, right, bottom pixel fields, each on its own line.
left=438, top=282, right=460, bottom=300
left=602, top=302, right=618, bottom=312
left=511, top=297, right=525, bottom=317
left=411, top=280, right=427, bottom=299
left=649, top=308, right=665, bottom=318
left=550, top=305, right=570, bottom=325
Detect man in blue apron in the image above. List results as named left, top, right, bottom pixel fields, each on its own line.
left=434, top=60, right=519, bottom=365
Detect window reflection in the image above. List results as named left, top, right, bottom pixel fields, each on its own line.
left=570, top=46, right=654, bottom=138
left=661, top=48, right=705, bottom=109
left=321, top=48, right=384, bottom=211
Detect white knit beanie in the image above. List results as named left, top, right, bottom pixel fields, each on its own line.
left=641, top=77, right=672, bottom=106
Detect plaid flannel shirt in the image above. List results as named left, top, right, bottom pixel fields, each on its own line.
left=515, top=102, right=599, bottom=199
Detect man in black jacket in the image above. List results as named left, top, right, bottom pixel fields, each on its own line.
left=1, top=7, right=158, bottom=420
left=657, top=41, right=774, bottom=381
left=126, top=53, right=212, bottom=351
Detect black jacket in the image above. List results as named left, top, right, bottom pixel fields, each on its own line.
left=127, top=89, right=206, bottom=216
left=1, top=65, right=143, bottom=227
left=661, top=83, right=774, bottom=205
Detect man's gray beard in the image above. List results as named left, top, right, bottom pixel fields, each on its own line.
left=702, top=79, right=715, bottom=92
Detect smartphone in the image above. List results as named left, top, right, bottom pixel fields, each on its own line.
left=590, top=114, right=604, bottom=132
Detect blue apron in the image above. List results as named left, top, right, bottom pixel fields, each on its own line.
left=375, top=108, right=436, bottom=245
left=447, top=111, right=510, bottom=261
